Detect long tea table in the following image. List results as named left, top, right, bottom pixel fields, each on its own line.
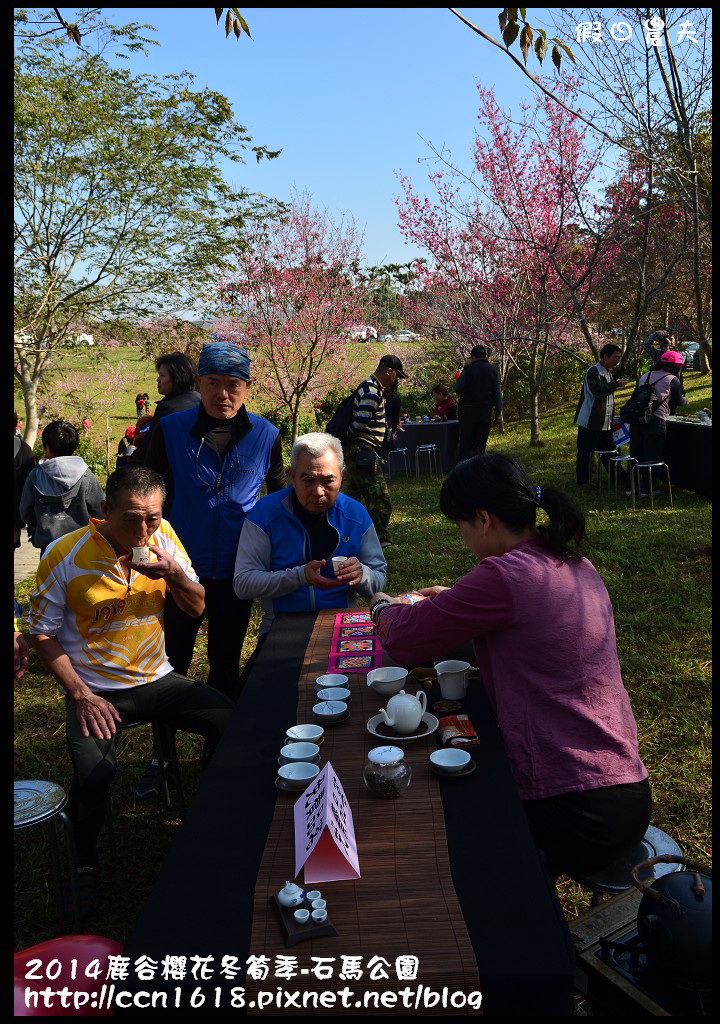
left=119, top=611, right=574, bottom=1016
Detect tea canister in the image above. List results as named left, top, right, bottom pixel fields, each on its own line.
left=363, top=745, right=412, bottom=799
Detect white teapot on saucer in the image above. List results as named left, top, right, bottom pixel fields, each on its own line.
left=379, top=690, right=427, bottom=735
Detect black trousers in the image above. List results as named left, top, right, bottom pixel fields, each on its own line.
left=163, top=578, right=253, bottom=702
left=576, top=426, right=615, bottom=485
left=523, top=778, right=652, bottom=880
left=457, top=415, right=491, bottom=462
left=65, top=673, right=233, bottom=864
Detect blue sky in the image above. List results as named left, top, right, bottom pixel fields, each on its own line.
left=104, top=8, right=567, bottom=267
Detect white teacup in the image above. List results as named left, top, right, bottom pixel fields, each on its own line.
left=294, top=908, right=310, bottom=925
left=315, top=674, right=349, bottom=692
left=311, top=909, right=327, bottom=924
left=132, top=545, right=151, bottom=564
left=331, top=556, right=347, bottom=573
left=435, top=660, right=470, bottom=700
left=280, top=741, right=320, bottom=763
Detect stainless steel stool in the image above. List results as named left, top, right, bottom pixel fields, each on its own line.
left=574, top=825, right=683, bottom=907
left=415, top=443, right=440, bottom=478
left=608, top=454, right=637, bottom=510
left=387, top=447, right=409, bottom=478
left=632, top=461, right=673, bottom=509
left=14, top=780, right=80, bottom=928
left=589, top=448, right=618, bottom=488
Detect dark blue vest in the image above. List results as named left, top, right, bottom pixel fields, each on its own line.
left=162, top=407, right=279, bottom=578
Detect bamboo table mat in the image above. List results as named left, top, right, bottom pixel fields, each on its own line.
left=248, top=610, right=482, bottom=1015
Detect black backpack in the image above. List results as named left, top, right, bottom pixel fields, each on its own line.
left=619, top=373, right=671, bottom=426
left=325, top=387, right=362, bottom=442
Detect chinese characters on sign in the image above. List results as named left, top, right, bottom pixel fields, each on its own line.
left=574, top=18, right=698, bottom=46
left=293, top=762, right=360, bottom=883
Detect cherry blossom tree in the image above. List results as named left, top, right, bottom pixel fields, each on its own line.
left=397, top=84, right=642, bottom=443
left=216, top=194, right=367, bottom=443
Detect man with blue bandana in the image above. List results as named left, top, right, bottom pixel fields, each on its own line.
left=140, top=341, right=285, bottom=794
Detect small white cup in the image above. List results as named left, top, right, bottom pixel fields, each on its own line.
left=311, top=898, right=326, bottom=911
left=132, top=545, right=151, bottom=564
left=305, top=890, right=321, bottom=902
left=331, top=556, right=347, bottom=573
left=294, top=908, right=310, bottom=925
left=311, top=909, right=327, bottom=924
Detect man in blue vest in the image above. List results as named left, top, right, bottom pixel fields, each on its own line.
left=233, top=432, right=387, bottom=672
left=140, top=341, right=284, bottom=795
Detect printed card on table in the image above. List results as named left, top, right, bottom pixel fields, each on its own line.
left=294, top=762, right=360, bottom=883
left=339, top=624, right=375, bottom=637
left=338, top=638, right=375, bottom=652
left=339, top=612, right=372, bottom=624
left=327, top=653, right=382, bottom=673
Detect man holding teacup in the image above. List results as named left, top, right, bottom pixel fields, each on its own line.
left=233, top=432, right=387, bottom=674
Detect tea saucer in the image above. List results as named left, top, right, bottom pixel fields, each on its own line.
left=366, top=712, right=439, bottom=744
left=312, top=709, right=350, bottom=726
left=275, top=777, right=301, bottom=793
left=278, top=753, right=321, bottom=767
left=429, top=758, right=477, bottom=779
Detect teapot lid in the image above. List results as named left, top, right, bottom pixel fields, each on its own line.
left=367, top=745, right=405, bottom=765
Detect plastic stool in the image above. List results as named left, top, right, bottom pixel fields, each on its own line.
left=573, top=825, right=683, bottom=907
left=14, top=780, right=80, bottom=928
left=387, top=447, right=409, bottom=479
left=415, top=444, right=440, bottom=478
left=632, top=461, right=673, bottom=509
left=15, top=934, right=124, bottom=1016
left=608, top=454, right=637, bottom=509
left=589, top=448, right=618, bottom=488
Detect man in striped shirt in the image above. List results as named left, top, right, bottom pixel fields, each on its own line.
left=343, top=354, right=406, bottom=548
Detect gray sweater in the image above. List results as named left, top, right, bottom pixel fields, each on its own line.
left=20, top=456, right=104, bottom=554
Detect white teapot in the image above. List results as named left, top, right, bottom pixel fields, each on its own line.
left=277, top=881, right=305, bottom=908
left=379, top=690, right=427, bottom=735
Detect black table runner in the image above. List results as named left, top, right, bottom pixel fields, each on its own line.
left=119, top=613, right=574, bottom=1016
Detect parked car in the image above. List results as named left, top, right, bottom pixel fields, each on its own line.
left=395, top=329, right=418, bottom=341
left=682, top=342, right=700, bottom=369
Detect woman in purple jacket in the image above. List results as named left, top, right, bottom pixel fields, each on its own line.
left=371, top=453, right=651, bottom=880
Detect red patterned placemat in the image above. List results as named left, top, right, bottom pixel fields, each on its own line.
left=327, top=611, right=383, bottom=674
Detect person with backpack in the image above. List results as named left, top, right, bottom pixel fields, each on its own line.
left=574, top=344, right=628, bottom=485
left=328, top=355, right=406, bottom=549
left=625, top=350, right=687, bottom=497
left=19, top=420, right=104, bottom=556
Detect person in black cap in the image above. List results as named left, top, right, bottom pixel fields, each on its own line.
left=138, top=341, right=285, bottom=798
left=454, top=345, right=504, bottom=461
left=342, top=354, right=406, bottom=548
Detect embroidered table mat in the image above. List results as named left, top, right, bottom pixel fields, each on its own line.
left=247, top=609, right=482, bottom=1015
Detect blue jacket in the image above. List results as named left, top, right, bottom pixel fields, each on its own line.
left=233, top=488, right=387, bottom=634
left=161, top=406, right=279, bottom=578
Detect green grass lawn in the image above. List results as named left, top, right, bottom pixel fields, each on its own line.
left=14, top=370, right=711, bottom=954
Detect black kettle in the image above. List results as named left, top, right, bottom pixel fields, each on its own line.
left=632, top=855, right=712, bottom=984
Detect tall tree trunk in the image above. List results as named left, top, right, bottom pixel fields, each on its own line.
left=291, top=402, right=301, bottom=447
left=689, top=160, right=711, bottom=373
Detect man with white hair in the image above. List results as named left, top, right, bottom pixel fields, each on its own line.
left=234, top=433, right=387, bottom=658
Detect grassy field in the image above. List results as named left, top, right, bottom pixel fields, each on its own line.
left=14, top=366, right=711, bottom=960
